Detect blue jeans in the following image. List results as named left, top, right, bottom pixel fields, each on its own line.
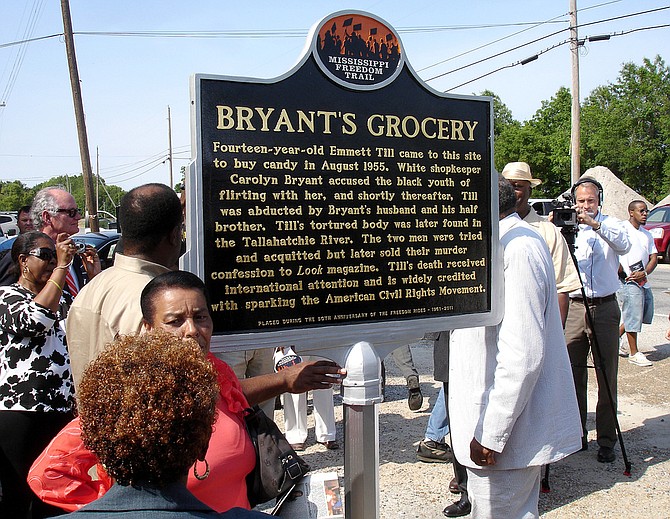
left=618, top=282, right=654, bottom=332
left=425, top=385, right=450, bottom=441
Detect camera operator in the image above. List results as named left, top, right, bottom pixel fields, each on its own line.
left=564, top=174, right=631, bottom=464
left=502, top=162, right=581, bottom=325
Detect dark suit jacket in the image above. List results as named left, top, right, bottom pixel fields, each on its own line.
left=432, top=331, right=450, bottom=383
left=52, top=482, right=267, bottom=518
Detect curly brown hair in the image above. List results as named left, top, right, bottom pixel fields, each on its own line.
left=78, top=333, right=219, bottom=486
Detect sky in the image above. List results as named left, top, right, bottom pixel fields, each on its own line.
left=0, top=0, right=668, bottom=193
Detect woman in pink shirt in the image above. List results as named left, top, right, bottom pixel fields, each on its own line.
left=29, top=271, right=345, bottom=513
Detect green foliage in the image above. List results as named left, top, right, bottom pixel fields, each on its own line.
left=2, top=56, right=669, bottom=209
left=0, top=176, right=126, bottom=224
left=0, top=181, right=35, bottom=211
left=582, top=56, right=670, bottom=202
left=491, top=55, right=670, bottom=203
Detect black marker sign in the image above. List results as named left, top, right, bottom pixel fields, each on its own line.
left=190, top=11, right=495, bottom=337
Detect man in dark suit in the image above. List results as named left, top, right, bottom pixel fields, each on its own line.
left=0, top=187, right=100, bottom=302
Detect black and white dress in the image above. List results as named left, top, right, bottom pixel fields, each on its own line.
left=0, top=284, right=75, bottom=411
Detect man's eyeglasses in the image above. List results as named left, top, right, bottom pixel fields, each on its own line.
left=56, top=208, right=81, bottom=218
left=28, top=247, right=57, bottom=262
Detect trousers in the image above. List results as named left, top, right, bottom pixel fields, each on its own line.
left=214, top=348, right=276, bottom=419
left=467, top=465, right=541, bottom=518
left=282, top=387, right=336, bottom=444
left=565, top=298, right=620, bottom=448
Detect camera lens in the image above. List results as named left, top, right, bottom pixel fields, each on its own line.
left=75, top=242, right=87, bottom=253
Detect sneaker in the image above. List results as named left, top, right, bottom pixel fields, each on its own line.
left=628, top=351, right=652, bottom=367
left=417, top=439, right=453, bottom=463
left=618, top=337, right=629, bottom=357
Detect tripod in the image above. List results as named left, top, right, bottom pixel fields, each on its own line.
left=562, top=225, right=632, bottom=476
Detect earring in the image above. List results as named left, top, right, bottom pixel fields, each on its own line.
left=193, top=459, right=210, bottom=480
left=23, top=265, right=28, bottom=274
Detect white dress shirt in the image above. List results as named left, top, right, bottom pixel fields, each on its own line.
left=570, top=211, right=631, bottom=298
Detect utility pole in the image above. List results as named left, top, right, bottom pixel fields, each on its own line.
left=569, top=0, right=581, bottom=185
left=60, top=0, right=98, bottom=231
left=96, top=146, right=100, bottom=215
left=167, top=105, right=174, bottom=189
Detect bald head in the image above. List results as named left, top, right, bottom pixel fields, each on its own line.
left=118, top=183, right=182, bottom=265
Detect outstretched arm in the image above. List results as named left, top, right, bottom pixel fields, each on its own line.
left=239, top=360, right=346, bottom=406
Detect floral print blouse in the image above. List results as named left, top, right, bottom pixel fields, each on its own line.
left=0, top=284, right=75, bottom=412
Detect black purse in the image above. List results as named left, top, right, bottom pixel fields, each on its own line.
left=244, top=404, right=310, bottom=507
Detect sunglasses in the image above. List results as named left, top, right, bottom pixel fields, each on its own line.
left=28, top=247, right=57, bottom=262
left=56, top=208, right=81, bottom=218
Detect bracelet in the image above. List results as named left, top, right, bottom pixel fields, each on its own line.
left=54, top=258, right=74, bottom=270
left=594, top=222, right=601, bottom=231
left=47, top=279, right=63, bottom=291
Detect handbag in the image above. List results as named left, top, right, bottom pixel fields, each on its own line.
left=244, top=404, right=310, bottom=507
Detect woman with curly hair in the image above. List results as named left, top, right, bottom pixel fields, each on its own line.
left=0, top=230, right=78, bottom=518
left=53, top=333, right=266, bottom=518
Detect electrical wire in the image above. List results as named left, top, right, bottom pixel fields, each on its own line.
left=0, top=0, right=46, bottom=105
left=425, top=5, right=670, bottom=82
left=444, top=22, right=670, bottom=92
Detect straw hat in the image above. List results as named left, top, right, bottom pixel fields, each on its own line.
left=501, top=162, right=542, bottom=187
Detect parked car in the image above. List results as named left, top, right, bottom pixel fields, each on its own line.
left=644, top=204, right=670, bottom=263
left=71, top=230, right=121, bottom=270
left=0, top=212, right=19, bottom=238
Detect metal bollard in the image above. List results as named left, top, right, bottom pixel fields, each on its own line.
left=342, top=341, right=383, bottom=519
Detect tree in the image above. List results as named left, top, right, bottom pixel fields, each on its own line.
left=0, top=181, right=35, bottom=210
left=33, top=175, right=126, bottom=218
left=492, top=87, right=573, bottom=198
left=479, top=89, right=524, bottom=173
left=523, top=87, right=573, bottom=198
left=582, top=56, right=670, bottom=202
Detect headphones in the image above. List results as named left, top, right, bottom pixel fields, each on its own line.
left=571, top=176, right=603, bottom=205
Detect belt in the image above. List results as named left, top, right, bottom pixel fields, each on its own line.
left=571, top=294, right=616, bottom=305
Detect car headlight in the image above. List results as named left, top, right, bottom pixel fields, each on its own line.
left=649, top=227, right=664, bottom=239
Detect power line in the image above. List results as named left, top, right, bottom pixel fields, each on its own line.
left=444, top=22, right=670, bottom=92
left=416, top=0, right=623, bottom=73
left=0, top=0, right=46, bottom=105
left=425, top=5, right=670, bottom=82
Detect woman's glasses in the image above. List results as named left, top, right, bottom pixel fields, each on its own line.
left=28, top=247, right=57, bottom=262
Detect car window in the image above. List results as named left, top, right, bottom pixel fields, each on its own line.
left=647, top=208, right=668, bottom=223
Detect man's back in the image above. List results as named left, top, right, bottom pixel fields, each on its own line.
left=449, top=215, right=582, bottom=469
left=67, top=254, right=169, bottom=387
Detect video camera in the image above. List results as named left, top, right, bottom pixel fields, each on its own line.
left=551, top=194, right=577, bottom=228
left=550, top=194, right=578, bottom=247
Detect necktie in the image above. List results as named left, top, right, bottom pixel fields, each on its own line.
left=64, top=269, right=78, bottom=297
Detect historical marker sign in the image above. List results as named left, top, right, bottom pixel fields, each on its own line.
left=185, top=11, right=502, bottom=351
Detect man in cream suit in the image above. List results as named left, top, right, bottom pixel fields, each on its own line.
left=448, top=177, right=582, bottom=518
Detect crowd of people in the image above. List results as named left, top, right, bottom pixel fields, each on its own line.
left=415, top=164, right=659, bottom=518
left=0, top=185, right=345, bottom=518
left=0, top=169, right=662, bottom=518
